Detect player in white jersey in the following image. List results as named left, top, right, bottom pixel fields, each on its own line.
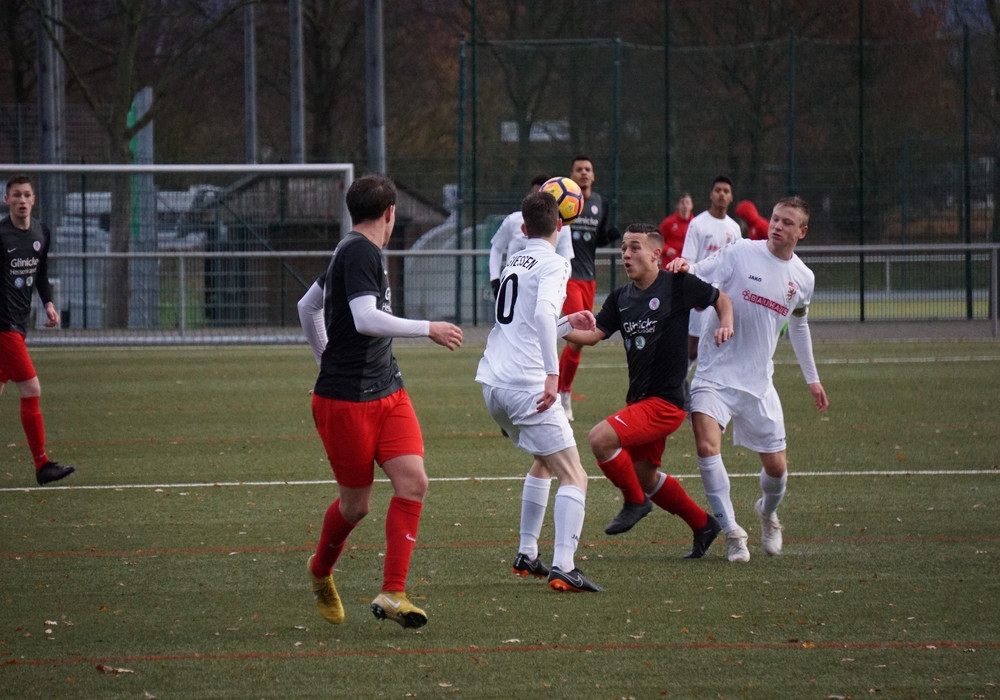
left=681, top=175, right=742, bottom=362
left=488, top=175, right=573, bottom=299
left=667, top=196, right=829, bottom=563
left=476, top=190, right=604, bottom=593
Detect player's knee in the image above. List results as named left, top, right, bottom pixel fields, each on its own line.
left=587, top=422, right=617, bottom=460
left=341, top=500, right=371, bottom=524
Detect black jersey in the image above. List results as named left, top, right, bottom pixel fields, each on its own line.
left=0, top=216, right=54, bottom=335
left=569, top=190, right=616, bottom=281
left=313, top=232, right=405, bottom=402
left=595, top=270, right=718, bottom=408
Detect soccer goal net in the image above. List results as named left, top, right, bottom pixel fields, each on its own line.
left=3, top=163, right=353, bottom=345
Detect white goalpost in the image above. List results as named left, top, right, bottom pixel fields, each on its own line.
left=2, top=163, right=354, bottom=345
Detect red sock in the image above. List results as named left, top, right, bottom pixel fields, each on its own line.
left=597, top=449, right=646, bottom=504
left=558, top=346, right=581, bottom=393
left=383, top=496, right=422, bottom=592
left=311, top=499, right=356, bottom=577
left=649, top=474, right=709, bottom=530
left=21, top=396, right=49, bottom=469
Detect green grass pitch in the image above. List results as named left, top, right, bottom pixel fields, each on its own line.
left=1, top=337, right=998, bottom=698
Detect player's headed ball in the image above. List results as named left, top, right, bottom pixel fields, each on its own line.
left=540, top=176, right=584, bottom=224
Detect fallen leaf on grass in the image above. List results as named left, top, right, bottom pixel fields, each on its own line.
left=95, top=664, right=134, bottom=676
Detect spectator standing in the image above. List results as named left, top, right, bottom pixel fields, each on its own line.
left=658, top=192, right=694, bottom=268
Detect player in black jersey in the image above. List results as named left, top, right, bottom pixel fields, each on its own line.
left=1, top=174, right=76, bottom=486
left=564, top=224, right=734, bottom=558
left=557, top=155, right=619, bottom=421
left=302, top=174, right=463, bottom=630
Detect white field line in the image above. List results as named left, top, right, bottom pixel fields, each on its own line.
left=3, top=354, right=996, bottom=494
left=1, top=470, right=997, bottom=493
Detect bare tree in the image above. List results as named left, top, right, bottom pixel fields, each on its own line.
left=26, top=0, right=251, bottom=327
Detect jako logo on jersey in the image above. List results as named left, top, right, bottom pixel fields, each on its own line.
left=648, top=297, right=660, bottom=311
left=748, top=274, right=762, bottom=282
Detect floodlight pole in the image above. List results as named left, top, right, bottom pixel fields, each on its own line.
left=244, top=4, right=258, bottom=164
left=366, top=0, right=387, bottom=174
left=289, top=0, right=305, bottom=163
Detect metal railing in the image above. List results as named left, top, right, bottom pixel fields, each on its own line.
left=26, top=243, right=999, bottom=346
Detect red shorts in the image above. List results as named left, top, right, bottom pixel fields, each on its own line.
left=562, top=278, right=597, bottom=315
left=311, top=388, right=424, bottom=489
left=605, top=397, right=687, bottom=467
left=0, top=331, right=36, bottom=384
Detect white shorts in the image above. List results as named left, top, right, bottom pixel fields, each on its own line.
left=481, top=384, right=576, bottom=457
left=688, top=306, right=717, bottom=337
left=689, top=380, right=786, bottom=454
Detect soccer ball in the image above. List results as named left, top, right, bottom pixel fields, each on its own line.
left=540, top=177, right=584, bottom=223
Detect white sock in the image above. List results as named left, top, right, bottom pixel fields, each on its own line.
left=518, top=474, right=551, bottom=559
left=551, top=485, right=586, bottom=572
left=698, top=454, right=738, bottom=532
left=759, top=469, right=787, bottom=514
left=646, top=470, right=666, bottom=496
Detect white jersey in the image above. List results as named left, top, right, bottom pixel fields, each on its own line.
left=488, top=211, right=573, bottom=280
left=691, top=238, right=815, bottom=397
left=476, top=238, right=570, bottom=390
left=681, top=210, right=742, bottom=264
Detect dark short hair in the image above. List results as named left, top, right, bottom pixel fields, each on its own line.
left=521, top=190, right=559, bottom=238
left=530, top=173, right=551, bottom=188
left=571, top=154, right=593, bottom=169
left=712, top=174, right=734, bottom=189
left=346, top=174, right=396, bottom=224
left=624, top=222, right=664, bottom=248
left=5, top=174, right=33, bottom=195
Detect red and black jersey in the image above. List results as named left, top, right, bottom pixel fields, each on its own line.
left=0, top=216, right=54, bottom=335
left=595, top=270, right=718, bottom=408
left=313, top=232, right=405, bottom=402
left=569, top=190, right=616, bottom=281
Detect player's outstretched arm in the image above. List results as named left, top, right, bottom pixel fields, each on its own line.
left=559, top=310, right=596, bottom=334
left=349, top=295, right=461, bottom=349
left=428, top=321, right=463, bottom=350
left=563, top=326, right=606, bottom=346
left=664, top=257, right=690, bottom=273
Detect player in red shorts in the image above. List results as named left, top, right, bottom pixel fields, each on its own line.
left=1, top=174, right=76, bottom=486
left=300, top=175, right=462, bottom=629
left=564, top=224, right=734, bottom=559
left=558, top=155, right=619, bottom=421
